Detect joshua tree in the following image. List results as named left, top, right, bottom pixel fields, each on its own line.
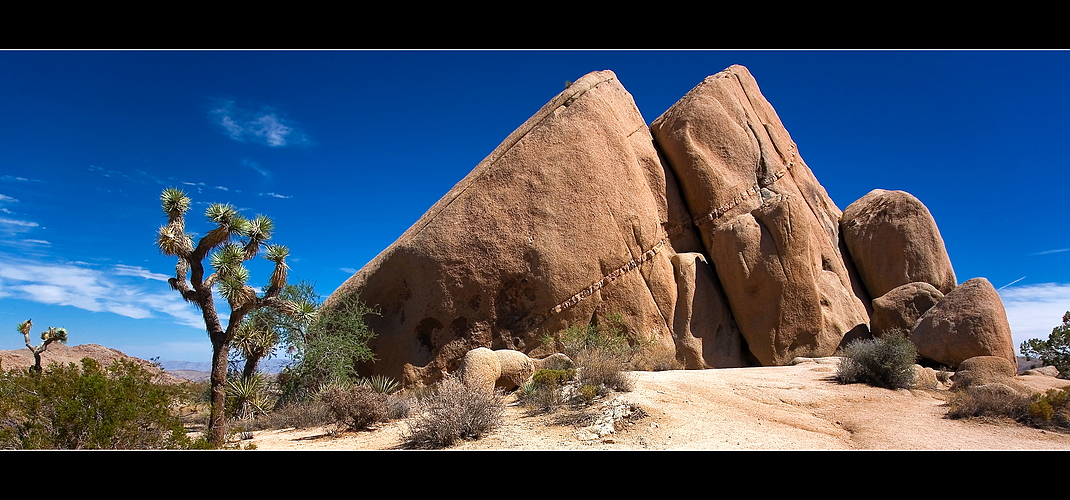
left=18, top=319, right=68, bottom=373
left=156, top=187, right=297, bottom=447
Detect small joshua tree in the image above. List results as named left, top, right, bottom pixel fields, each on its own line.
left=18, top=319, right=68, bottom=373
left=156, top=187, right=297, bottom=447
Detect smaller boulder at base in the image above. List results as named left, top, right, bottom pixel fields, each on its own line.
left=910, top=278, right=1016, bottom=369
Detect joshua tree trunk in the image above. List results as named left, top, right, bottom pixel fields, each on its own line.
left=209, top=334, right=230, bottom=447
left=242, top=354, right=262, bottom=381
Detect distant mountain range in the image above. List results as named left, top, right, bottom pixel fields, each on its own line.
left=161, top=358, right=292, bottom=374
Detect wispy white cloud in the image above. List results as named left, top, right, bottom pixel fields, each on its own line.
left=112, top=264, right=170, bottom=281
left=242, top=159, right=271, bottom=180
left=23, top=239, right=50, bottom=245
left=0, top=194, right=16, bottom=203
left=210, top=99, right=309, bottom=147
left=0, top=258, right=204, bottom=329
left=340, top=267, right=357, bottom=274
left=1028, top=248, right=1070, bottom=256
left=0, top=175, right=42, bottom=183
left=0, top=217, right=39, bottom=233
left=260, top=192, right=291, bottom=199
left=999, top=283, right=1070, bottom=353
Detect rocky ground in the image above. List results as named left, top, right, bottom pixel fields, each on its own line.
left=246, top=359, right=1070, bottom=451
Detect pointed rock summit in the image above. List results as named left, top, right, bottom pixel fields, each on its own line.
left=325, top=65, right=1015, bottom=385
left=650, top=65, right=869, bottom=365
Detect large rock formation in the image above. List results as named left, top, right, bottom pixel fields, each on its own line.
left=327, top=70, right=739, bottom=386
left=650, top=65, right=870, bottom=365
left=325, top=64, right=1015, bottom=385
left=841, top=189, right=957, bottom=297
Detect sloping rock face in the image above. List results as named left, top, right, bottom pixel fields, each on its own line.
left=650, top=65, right=870, bottom=365
left=911, top=278, right=1016, bottom=369
left=326, top=71, right=739, bottom=385
left=841, top=189, right=957, bottom=297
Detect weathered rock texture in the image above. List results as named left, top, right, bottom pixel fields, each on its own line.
left=911, top=278, right=1016, bottom=369
left=841, top=189, right=957, bottom=297
left=327, top=70, right=740, bottom=386
left=870, top=282, right=944, bottom=337
left=650, top=65, right=869, bottom=365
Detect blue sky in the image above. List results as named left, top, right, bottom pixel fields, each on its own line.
left=1, top=50, right=1068, bottom=363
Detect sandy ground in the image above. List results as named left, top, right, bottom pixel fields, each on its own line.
left=246, top=359, right=1070, bottom=451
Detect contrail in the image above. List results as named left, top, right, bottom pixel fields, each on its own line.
left=997, top=276, right=1027, bottom=291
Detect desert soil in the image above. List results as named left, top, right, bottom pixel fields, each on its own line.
left=247, top=359, right=1070, bottom=451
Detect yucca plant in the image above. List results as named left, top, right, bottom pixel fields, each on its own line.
left=360, top=374, right=401, bottom=395
left=156, top=187, right=300, bottom=448
left=226, top=374, right=272, bottom=420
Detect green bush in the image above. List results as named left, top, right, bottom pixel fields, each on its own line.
left=836, top=332, right=917, bottom=389
left=1020, top=311, right=1070, bottom=379
left=401, top=375, right=503, bottom=449
left=518, top=368, right=577, bottom=413
left=278, top=294, right=378, bottom=404
left=0, top=358, right=204, bottom=449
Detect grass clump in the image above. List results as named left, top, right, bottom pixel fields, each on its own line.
left=401, top=375, right=503, bottom=449
left=836, top=332, right=917, bottom=390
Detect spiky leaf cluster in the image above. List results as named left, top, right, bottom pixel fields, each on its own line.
left=41, top=327, right=68, bottom=344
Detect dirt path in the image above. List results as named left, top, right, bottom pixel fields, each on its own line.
left=248, top=360, right=1070, bottom=451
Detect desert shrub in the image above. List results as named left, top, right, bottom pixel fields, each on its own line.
left=576, top=348, right=633, bottom=394
left=518, top=368, right=576, bottom=413
left=947, top=385, right=1031, bottom=421
left=1027, top=388, right=1070, bottom=426
left=241, top=399, right=333, bottom=431
left=401, top=375, right=503, bottom=449
left=543, top=313, right=641, bottom=396
left=836, top=332, right=917, bottom=389
left=633, top=344, right=684, bottom=372
left=0, top=358, right=203, bottom=449
left=948, top=386, right=1070, bottom=429
left=318, top=384, right=389, bottom=431
left=1020, top=312, right=1070, bottom=379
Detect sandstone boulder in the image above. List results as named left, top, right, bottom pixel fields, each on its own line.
left=459, top=347, right=501, bottom=394
left=911, top=278, right=1016, bottom=368
left=870, top=282, right=944, bottom=337
left=841, top=189, right=957, bottom=297
left=950, top=355, right=1033, bottom=394
left=459, top=347, right=574, bottom=393
left=325, top=70, right=739, bottom=385
left=651, top=65, right=869, bottom=365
